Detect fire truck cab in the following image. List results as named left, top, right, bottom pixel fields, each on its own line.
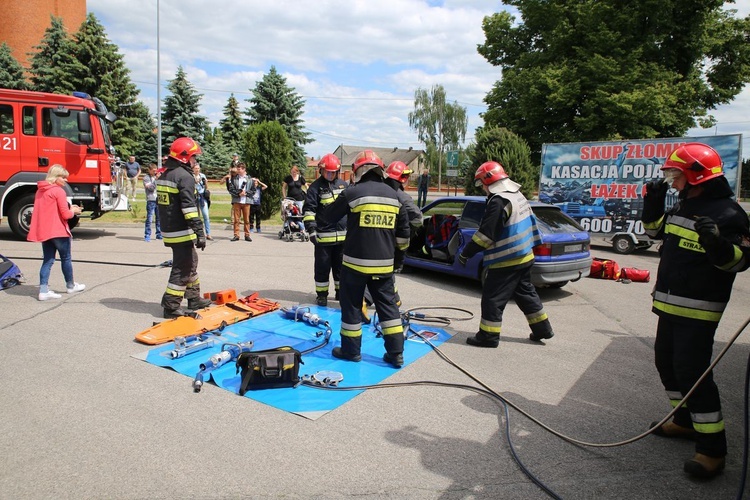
left=0, top=89, right=127, bottom=239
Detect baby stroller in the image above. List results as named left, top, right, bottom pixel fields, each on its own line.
left=278, top=198, right=309, bottom=242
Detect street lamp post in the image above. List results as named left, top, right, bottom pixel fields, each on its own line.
left=156, top=0, right=162, bottom=162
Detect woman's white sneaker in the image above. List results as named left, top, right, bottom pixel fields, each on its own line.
left=67, top=283, right=86, bottom=294
left=39, top=291, right=62, bottom=301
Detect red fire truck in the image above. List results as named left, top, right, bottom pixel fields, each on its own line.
left=0, top=89, right=128, bottom=239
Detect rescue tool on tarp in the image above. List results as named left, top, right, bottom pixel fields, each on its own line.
left=193, top=341, right=255, bottom=393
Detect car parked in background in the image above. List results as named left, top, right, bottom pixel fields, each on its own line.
left=403, top=196, right=592, bottom=288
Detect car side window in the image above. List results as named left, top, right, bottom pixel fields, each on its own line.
left=423, top=201, right=465, bottom=218
left=460, top=201, right=485, bottom=229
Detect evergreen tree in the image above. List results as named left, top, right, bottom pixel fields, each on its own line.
left=69, top=13, right=144, bottom=159
left=466, top=126, right=535, bottom=197
left=200, top=128, right=233, bottom=179
left=130, top=101, right=158, bottom=166
left=243, top=121, right=294, bottom=219
left=0, top=43, right=29, bottom=90
left=245, top=66, right=311, bottom=167
left=219, top=93, right=245, bottom=155
left=161, top=66, right=208, bottom=153
left=478, top=2, right=750, bottom=155
left=28, top=16, right=82, bottom=94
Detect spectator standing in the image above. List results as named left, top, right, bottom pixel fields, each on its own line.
left=641, top=143, right=750, bottom=479
left=249, top=177, right=267, bottom=233
left=416, top=168, right=430, bottom=208
left=282, top=165, right=307, bottom=213
left=26, top=164, right=85, bottom=300
left=124, top=155, right=140, bottom=201
left=302, top=154, right=348, bottom=306
left=457, top=161, right=554, bottom=347
left=193, top=163, right=213, bottom=240
left=142, top=163, right=162, bottom=242
left=226, top=163, right=253, bottom=242
left=156, top=137, right=211, bottom=318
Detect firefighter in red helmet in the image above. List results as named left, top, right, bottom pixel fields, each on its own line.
left=642, top=142, right=750, bottom=478
left=320, top=150, right=410, bottom=367
left=156, top=137, right=211, bottom=318
left=302, top=153, right=349, bottom=306
left=457, top=161, right=554, bottom=347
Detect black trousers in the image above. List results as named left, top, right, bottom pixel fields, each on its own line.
left=161, top=244, right=200, bottom=311
left=479, top=264, right=552, bottom=338
left=250, top=204, right=261, bottom=229
left=338, top=266, right=403, bottom=356
left=654, top=316, right=726, bottom=457
left=314, top=244, right=343, bottom=296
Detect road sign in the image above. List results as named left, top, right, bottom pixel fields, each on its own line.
left=446, top=151, right=459, bottom=167
left=446, top=169, right=458, bottom=177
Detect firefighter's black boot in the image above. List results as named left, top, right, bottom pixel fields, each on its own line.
left=684, top=453, right=725, bottom=479
left=163, top=307, right=196, bottom=319
left=383, top=332, right=404, bottom=368
left=466, top=331, right=499, bottom=348
left=333, top=336, right=361, bottom=362
left=316, top=293, right=328, bottom=307
left=383, top=352, right=404, bottom=368
left=188, top=297, right=212, bottom=310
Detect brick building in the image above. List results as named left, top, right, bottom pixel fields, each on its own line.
left=1, top=0, right=86, bottom=67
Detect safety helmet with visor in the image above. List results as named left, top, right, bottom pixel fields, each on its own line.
left=385, top=161, right=413, bottom=184
left=169, top=137, right=202, bottom=164
left=352, top=150, right=384, bottom=183
left=661, top=143, right=723, bottom=186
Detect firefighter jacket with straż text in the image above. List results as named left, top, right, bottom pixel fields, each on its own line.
left=642, top=182, right=750, bottom=324
left=302, top=176, right=348, bottom=244
left=461, top=191, right=542, bottom=270
left=320, top=176, right=410, bottom=275
left=156, top=158, right=204, bottom=246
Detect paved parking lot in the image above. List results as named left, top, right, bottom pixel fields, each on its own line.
left=1, top=221, right=749, bottom=499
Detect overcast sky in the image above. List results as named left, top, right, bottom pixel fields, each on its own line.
left=87, top=0, right=750, bottom=159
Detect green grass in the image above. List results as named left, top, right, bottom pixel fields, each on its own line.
left=91, top=181, right=284, bottom=226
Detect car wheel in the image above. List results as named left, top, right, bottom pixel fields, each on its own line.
left=8, top=193, right=35, bottom=240
left=612, top=235, right=635, bottom=254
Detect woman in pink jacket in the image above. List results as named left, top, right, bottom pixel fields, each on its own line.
left=27, top=165, right=85, bottom=301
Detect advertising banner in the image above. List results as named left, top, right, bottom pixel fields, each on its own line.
left=539, top=135, right=742, bottom=240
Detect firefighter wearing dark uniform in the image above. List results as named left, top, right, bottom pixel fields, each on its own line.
left=157, top=137, right=211, bottom=318
left=303, top=153, right=348, bottom=306
left=320, top=150, right=410, bottom=368
left=458, top=161, right=554, bottom=347
left=642, top=142, right=750, bottom=479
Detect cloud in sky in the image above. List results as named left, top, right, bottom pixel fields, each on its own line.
left=88, top=0, right=750, bottom=159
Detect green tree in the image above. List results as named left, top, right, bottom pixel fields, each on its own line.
left=0, top=43, right=29, bottom=90
left=466, top=126, right=536, bottom=197
left=161, top=66, right=208, bottom=153
left=245, top=66, right=311, bottom=167
left=200, top=128, right=233, bottom=179
left=408, top=84, right=468, bottom=190
left=69, top=13, right=144, bottom=159
left=243, top=121, right=294, bottom=219
left=219, top=93, right=245, bottom=155
left=478, top=2, right=750, bottom=156
left=130, top=101, right=158, bottom=165
left=27, top=16, right=83, bottom=94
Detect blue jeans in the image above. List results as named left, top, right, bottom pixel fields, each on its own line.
left=198, top=198, right=211, bottom=235
left=145, top=200, right=161, bottom=239
left=39, top=237, right=73, bottom=292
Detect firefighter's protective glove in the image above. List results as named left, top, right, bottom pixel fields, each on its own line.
left=694, top=216, right=721, bottom=248
left=645, top=179, right=668, bottom=200
left=457, top=253, right=468, bottom=267
left=195, top=236, right=206, bottom=251
left=394, top=249, right=405, bottom=272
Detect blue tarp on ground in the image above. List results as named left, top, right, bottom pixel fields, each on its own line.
left=132, top=305, right=453, bottom=419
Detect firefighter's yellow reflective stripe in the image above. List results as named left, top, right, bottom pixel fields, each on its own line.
left=664, top=218, right=699, bottom=242
left=479, top=318, right=502, bottom=333
left=317, top=230, right=346, bottom=243
left=157, top=185, right=179, bottom=194
left=526, top=310, right=548, bottom=325
left=184, top=212, right=200, bottom=220
left=188, top=277, right=200, bottom=287
left=165, top=281, right=186, bottom=297
left=396, top=237, right=409, bottom=249
left=487, top=252, right=534, bottom=269
left=182, top=206, right=199, bottom=214
left=379, top=318, right=402, bottom=336
left=315, top=282, right=329, bottom=293
left=320, top=196, right=335, bottom=205
left=691, top=411, right=724, bottom=433
left=303, top=214, right=315, bottom=222
left=693, top=421, right=725, bottom=433
left=719, top=245, right=746, bottom=272
left=472, top=231, right=493, bottom=248
left=350, top=196, right=400, bottom=211
left=653, top=300, right=723, bottom=322
left=340, top=326, right=362, bottom=338
left=643, top=215, right=664, bottom=231
left=653, top=291, right=726, bottom=312
left=162, top=228, right=197, bottom=244
left=343, top=256, right=393, bottom=274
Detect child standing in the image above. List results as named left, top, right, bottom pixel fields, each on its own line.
left=249, top=178, right=267, bottom=233
left=226, top=163, right=253, bottom=241
left=142, top=163, right=162, bottom=242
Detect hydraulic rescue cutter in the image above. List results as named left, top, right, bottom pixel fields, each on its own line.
left=135, top=291, right=280, bottom=345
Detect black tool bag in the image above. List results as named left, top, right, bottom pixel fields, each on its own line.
left=235, top=346, right=303, bottom=395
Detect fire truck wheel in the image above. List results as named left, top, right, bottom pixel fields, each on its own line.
left=8, top=193, right=35, bottom=240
